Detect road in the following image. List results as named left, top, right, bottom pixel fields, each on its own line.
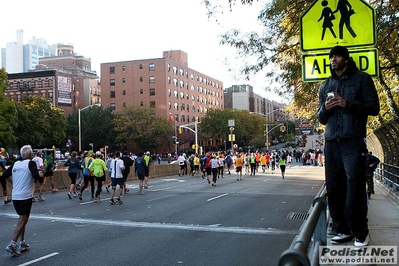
left=0, top=162, right=325, bottom=266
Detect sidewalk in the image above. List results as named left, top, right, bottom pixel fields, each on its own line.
left=326, top=179, right=399, bottom=247
left=325, top=179, right=399, bottom=249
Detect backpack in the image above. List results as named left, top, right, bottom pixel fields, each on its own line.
left=226, top=156, right=232, bottom=166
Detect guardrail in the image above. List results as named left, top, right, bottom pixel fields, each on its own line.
left=377, top=164, right=399, bottom=191
left=278, top=184, right=328, bottom=266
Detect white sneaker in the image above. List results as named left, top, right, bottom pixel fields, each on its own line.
left=5, top=243, right=20, bottom=256
left=354, top=234, right=370, bottom=247
left=331, top=233, right=354, bottom=244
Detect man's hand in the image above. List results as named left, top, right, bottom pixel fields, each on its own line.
left=325, top=92, right=347, bottom=110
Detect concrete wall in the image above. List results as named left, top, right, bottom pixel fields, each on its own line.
left=5, top=164, right=179, bottom=195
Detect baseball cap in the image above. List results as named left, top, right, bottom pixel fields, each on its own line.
left=146, top=151, right=150, bottom=155
left=329, top=45, right=350, bottom=60
left=96, top=151, right=102, bottom=156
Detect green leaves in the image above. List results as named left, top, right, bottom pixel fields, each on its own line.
left=113, top=107, right=173, bottom=151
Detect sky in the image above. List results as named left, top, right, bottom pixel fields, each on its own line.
left=1, top=0, right=284, bottom=102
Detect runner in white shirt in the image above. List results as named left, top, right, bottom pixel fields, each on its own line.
left=109, top=151, right=125, bottom=205
left=177, top=154, right=186, bottom=176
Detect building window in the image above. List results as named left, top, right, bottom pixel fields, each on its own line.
left=149, top=76, right=155, bottom=83
left=181, top=103, right=185, bottom=110
left=110, top=79, right=115, bottom=86
left=140, top=77, right=143, bottom=82
left=110, top=91, right=115, bottom=98
left=123, top=102, right=126, bottom=107
left=140, top=89, right=143, bottom=94
left=174, top=102, right=178, bottom=110
left=110, top=67, right=115, bottom=74
left=168, top=89, right=171, bottom=97
left=180, top=80, right=184, bottom=88
left=179, top=69, right=184, bottom=76
left=150, top=101, right=155, bottom=108
left=173, top=78, right=178, bottom=87
left=140, top=101, right=144, bottom=106
left=110, top=103, right=116, bottom=110
left=181, top=115, right=185, bottom=122
left=122, top=66, right=126, bottom=71
left=123, top=90, right=126, bottom=95
left=173, top=66, right=178, bottom=74
left=122, top=78, right=126, bottom=83
left=150, top=88, right=155, bottom=96
left=168, top=101, right=172, bottom=109
left=139, top=64, right=143, bottom=69
left=174, top=90, right=178, bottom=98
left=149, top=63, right=155, bottom=71
left=168, top=76, right=171, bottom=84
left=167, top=64, right=170, bottom=72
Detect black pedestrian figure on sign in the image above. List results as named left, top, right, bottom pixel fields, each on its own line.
left=317, top=0, right=337, bottom=40
left=333, top=0, right=357, bottom=40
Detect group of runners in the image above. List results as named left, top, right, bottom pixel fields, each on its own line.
left=176, top=150, right=292, bottom=186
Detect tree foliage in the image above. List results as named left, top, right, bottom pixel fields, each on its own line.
left=0, top=68, right=17, bottom=149
left=66, top=106, right=115, bottom=151
left=200, top=108, right=280, bottom=149
left=15, top=96, right=66, bottom=149
left=205, top=0, right=399, bottom=127
left=113, top=107, right=173, bottom=151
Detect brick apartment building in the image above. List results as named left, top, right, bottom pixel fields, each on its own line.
left=101, top=50, right=224, bottom=152
left=4, top=44, right=100, bottom=115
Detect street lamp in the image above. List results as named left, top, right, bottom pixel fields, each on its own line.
left=79, top=103, right=101, bottom=151
left=250, top=108, right=284, bottom=152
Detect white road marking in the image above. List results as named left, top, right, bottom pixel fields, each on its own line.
left=207, top=193, right=228, bottom=202
left=18, top=252, right=59, bottom=266
left=0, top=213, right=297, bottom=236
left=147, top=194, right=178, bottom=202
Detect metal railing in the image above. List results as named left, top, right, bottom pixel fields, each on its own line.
left=278, top=185, right=328, bottom=266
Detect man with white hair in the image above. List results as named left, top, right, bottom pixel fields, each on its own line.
left=2, top=145, right=40, bottom=256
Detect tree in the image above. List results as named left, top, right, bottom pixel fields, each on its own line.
left=113, top=107, right=173, bottom=151
left=65, top=106, right=115, bottom=151
left=206, top=0, right=399, bottom=127
left=14, top=96, right=66, bottom=149
left=0, top=68, right=17, bottom=149
left=200, top=108, right=264, bottom=149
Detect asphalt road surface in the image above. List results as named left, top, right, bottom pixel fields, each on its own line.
left=1, top=163, right=325, bottom=266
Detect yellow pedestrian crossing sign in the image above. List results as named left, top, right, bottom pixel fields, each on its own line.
left=300, top=0, right=376, bottom=51
left=302, top=48, right=379, bottom=82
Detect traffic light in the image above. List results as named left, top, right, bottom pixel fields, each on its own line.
left=179, top=127, right=183, bottom=134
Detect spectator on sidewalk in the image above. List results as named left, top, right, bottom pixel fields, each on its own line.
left=318, top=45, right=380, bottom=247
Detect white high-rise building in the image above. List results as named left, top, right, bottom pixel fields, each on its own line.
left=1, top=29, right=55, bottom=73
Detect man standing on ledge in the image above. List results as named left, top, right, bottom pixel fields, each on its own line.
left=318, top=45, right=380, bottom=247
left=3, top=145, right=40, bottom=256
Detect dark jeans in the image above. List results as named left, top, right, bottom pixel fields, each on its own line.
left=324, top=138, right=368, bottom=239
